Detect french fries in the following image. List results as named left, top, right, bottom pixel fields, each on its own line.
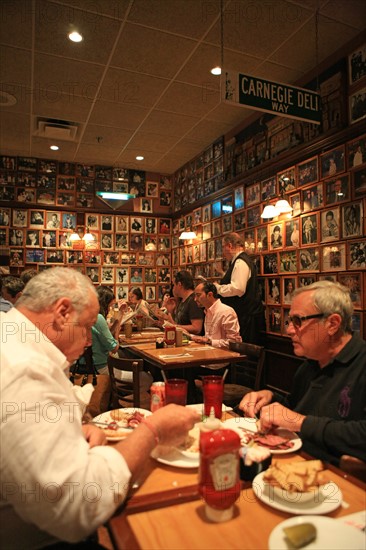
left=263, top=460, right=329, bottom=492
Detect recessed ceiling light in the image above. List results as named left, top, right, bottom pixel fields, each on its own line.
left=50, top=145, right=59, bottom=151
left=136, top=155, right=144, bottom=161
left=211, top=66, right=221, bottom=75
left=68, top=31, right=83, bottom=43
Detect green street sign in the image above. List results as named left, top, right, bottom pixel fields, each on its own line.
left=223, top=71, right=321, bottom=125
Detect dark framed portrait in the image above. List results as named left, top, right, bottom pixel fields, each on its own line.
left=347, top=134, right=366, bottom=169
left=146, top=181, right=158, bottom=198
left=159, top=219, right=171, bottom=234
left=349, top=87, right=366, bottom=125
left=246, top=183, right=261, bottom=206
left=279, top=250, right=297, bottom=273
left=193, top=208, right=202, bottom=226
left=261, top=176, right=277, bottom=201
left=77, top=164, right=95, bottom=178
left=267, top=306, right=282, bottom=334
left=215, top=238, right=223, bottom=259
left=282, top=276, right=297, bottom=305
left=234, top=186, right=245, bottom=210
left=341, top=201, right=363, bottom=238
left=300, top=213, right=318, bottom=246
left=243, top=229, right=255, bottom=252
left=18, top=156, right=37, bottom=172
left=9, top=249, right=24, bottom=267
left=348, top=44, right=366, bottom=86
left=9, top=229, right=24, bottom=247
left=86, top=266, right=100, bottom=283
left=116, top=285, right=129, bottom=300
left=347, top=239, right=366, bottom=270
left=288, top=192, right=301, bottom=217
left=324, top=173, right=351, bottom=205
left=145, top=217, right=157, bottom=234
left=0, top=208, right=10, bottom=227
left=352, top=167, right=366, bottom=198
left=202, top=204, right=211, bottom=223
left=284, top=218, right=300, bottom=248
left=222, top=215, right=233, bottom=234
left=234, top=212, right=246, bottom=231
left=269, top=221, right=284, bottom=250
left=202, top=223, right=211, bottom=240
left=277, top=166, right=296, bottom=193
left=212, top=219, right=221, bottom=237
left=101, top=215, right=114, bottom=231
left=101, top=267, right=114, bottom=284
left=320, top=145, right=345, bottom=179
left=297, top=156, right=319, bottom=187
left=46, top=250, right=64, bottom=264
left=321, top=243, right=346, bottom=271
left=42, top=230, right=57, bottom=248
left=25, top=249, right=44, bottom=263
left=256, top=226, right=268, bottom=252
left=299, top=275, right=316, bottom=287
left=100, top=233, right=114, bottom=250
left=298, top=247, right=319, bottom=272
left=301, top=183, right=323, bottom=212
left=84, top=250, right=101, bottom=264
left=350, top=312, right=363, bottom=337
left=115, top=233, right=129, bottom=250
left=56, top=192, right=75, bottom=207
left=25, top=229, right=41, bottom=247
left=76, top=177, right=94, bottom=193
left=116, top=268, right=129, bottom=284
left=36, top=189, right=55, bottom=205
left=320, top=207, right=340, bottom=242
left=266, top=277, right=281, bottom=304
left=247, top=205, right=260, bottom=227
left=338, top=272, right=363, bottom=309
left=262, top=252, right=278, bottom=274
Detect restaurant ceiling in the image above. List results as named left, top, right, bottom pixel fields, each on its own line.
left=1, top=0, right=365, bottom=175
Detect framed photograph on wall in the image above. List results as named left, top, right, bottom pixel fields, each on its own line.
left=12, top=209, right=28, bottom=228
left=279, top=250, right=297, bottom=273
left=299, top=247, right=319, bottom=272
left=347, top=239, right=366, bottom=269
left=278, top=166, right=296, bottom=194
left=269, top=221, right=284, bottom=250
left=262, top=253, right=278, bottom=274
left=261, top=176, right=277, bottom=201
left=284, top=218, right=300, bottom=248
left=320, top=145, right=345, bottom=179
left=348, top=44, right=366, bottom=86
left=247, top=205, right=260, bottom=227
left=29, top=210, right=45, bottom=228
left=300, top=213, right=318, bottom=246
left=324, top=173, right=351, bottom=205
left=202, top=204, right=211, bottom=223
left=349, top=87, right=366, bottom=125
left=347, top=134, right=366, bottom=169
left=243, top=229, right=255, bottom=252
left=341, top=201, right=363, bottom=238
left=211, top=200, right=221, bottom=219
left=302, top=183, right=323, bottom=212
left=297, top=156, right=319, bottom=187
left=222, top=215, right=233, bottom=234
left=266, top=277, right=281, bottom=304
left=141, top=198, right=152, bottom=213
left=267, top=306, right=282, bottom=334
left=299, top=275, right=316, bottom=287
left=353, top=167, right=366, bottom=198
left=234, top=212, right=245, bottom=231
left=289, top=192, right=301, bottom=216
left=222, top=195, right=233, bottom=214
left=10, top=249, right=24, bottom=267
left=234, top=186, right=245, bottom=210
left=320, top=206, right=340, bottom=242
left=246, top=182, right=261, bottom=206
left=338, top=272, right=363, bottom=309
left=256, top=226, right=268, bottom=252
left=282, top=276, right=297, bottom=304
left=321, top=243, right=346, bottom=271
left=146, top=181, right=158, bottom=197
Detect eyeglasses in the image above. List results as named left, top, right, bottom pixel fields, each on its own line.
left=285, top=313, right=325, bottom=329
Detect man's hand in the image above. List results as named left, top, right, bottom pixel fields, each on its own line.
left=260, top=402, right=306, bottom=432
left=239, top=390, right=273, bottom=417
left=149, top=404, right=200, bottom=447
left=82, top=424, right=107, bottom=448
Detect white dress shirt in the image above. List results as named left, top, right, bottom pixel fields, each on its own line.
left=0, top=309, right=131, bottom=548
left=215, top=251, right=251, bottom=297
left=204, top=299, right=241, bottom=349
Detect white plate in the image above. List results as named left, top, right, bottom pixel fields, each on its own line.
left=269, top=515, right=365, bottom=549
left=253, top=471, right=342, bottom=515
left=151, top=446, right=199, bottom=469
left=222, top=418, right=302, bottom=454
left=186, top=403, right=233, bottom=415
left=92, top=408, right=152, bottom=442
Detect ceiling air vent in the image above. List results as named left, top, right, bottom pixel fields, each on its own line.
left=34, top=118, right=79, bottom=141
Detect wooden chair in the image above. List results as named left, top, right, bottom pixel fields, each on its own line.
left=107, top=355, right=143, bottom=409
left=223, top=342, right=266, bottom=406
left=339, top=454, right=366, bottom=483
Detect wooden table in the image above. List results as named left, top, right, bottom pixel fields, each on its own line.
left=119, top=331, right=164, bottom=345
left=124, top=342, right=242, bottom=372
left=107, top=411, right=366, bottom=550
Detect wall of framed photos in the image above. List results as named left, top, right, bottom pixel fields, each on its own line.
left=171, top=131, right=366, bottom=341
left=0, top=159, right=173, bottom=305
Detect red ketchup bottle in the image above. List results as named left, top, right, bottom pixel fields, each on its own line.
left=198, top=408, right=241, bottom=522
left=164, top=325, right=176, bottom=347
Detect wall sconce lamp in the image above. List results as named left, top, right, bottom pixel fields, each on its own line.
left=261, top=203, right=279, bottom=219
left=69, top=228, right=81, bottom=241
left=179, top=230, right=197, bottom=240
left=82, top=227, right=95, bottom=242
left=96, top=191, right=136, bottom=201
left=274, top=191, right=293, bottom=214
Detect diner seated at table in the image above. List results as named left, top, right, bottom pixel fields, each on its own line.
left=156, top=270, right=204, bottom=335
left=0, top=268, right=200, bottom=548
left=240, top=281, right=366, bottom=466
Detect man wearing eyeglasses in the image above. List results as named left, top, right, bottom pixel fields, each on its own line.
left=240, top=280, right=366, bottom=465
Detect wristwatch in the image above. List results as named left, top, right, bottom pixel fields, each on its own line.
left=206, top=337, right=212, bottom=345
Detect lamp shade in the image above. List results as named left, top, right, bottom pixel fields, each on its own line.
left=179, top=230, right=197, bottom=240
left=261, top=204, right=279, bottom=219
left=69, top=230, right=81, bottom=241
left=82, top=228, right=94, bottom=242
left=275, top=198, right=293, bottom=214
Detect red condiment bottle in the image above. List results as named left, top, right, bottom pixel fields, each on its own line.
left=198, top=408, right=241, bottom=522
left=164, top=325, right=176, bottom=347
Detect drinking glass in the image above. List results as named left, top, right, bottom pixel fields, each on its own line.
left=165, top=378, right=188, bottom=406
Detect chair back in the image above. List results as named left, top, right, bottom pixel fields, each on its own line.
left=228, top=341, right=265, bottom=390
left=107, top=355, right=143, bottom=408
left=339, top=454, right=366, bottom=483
